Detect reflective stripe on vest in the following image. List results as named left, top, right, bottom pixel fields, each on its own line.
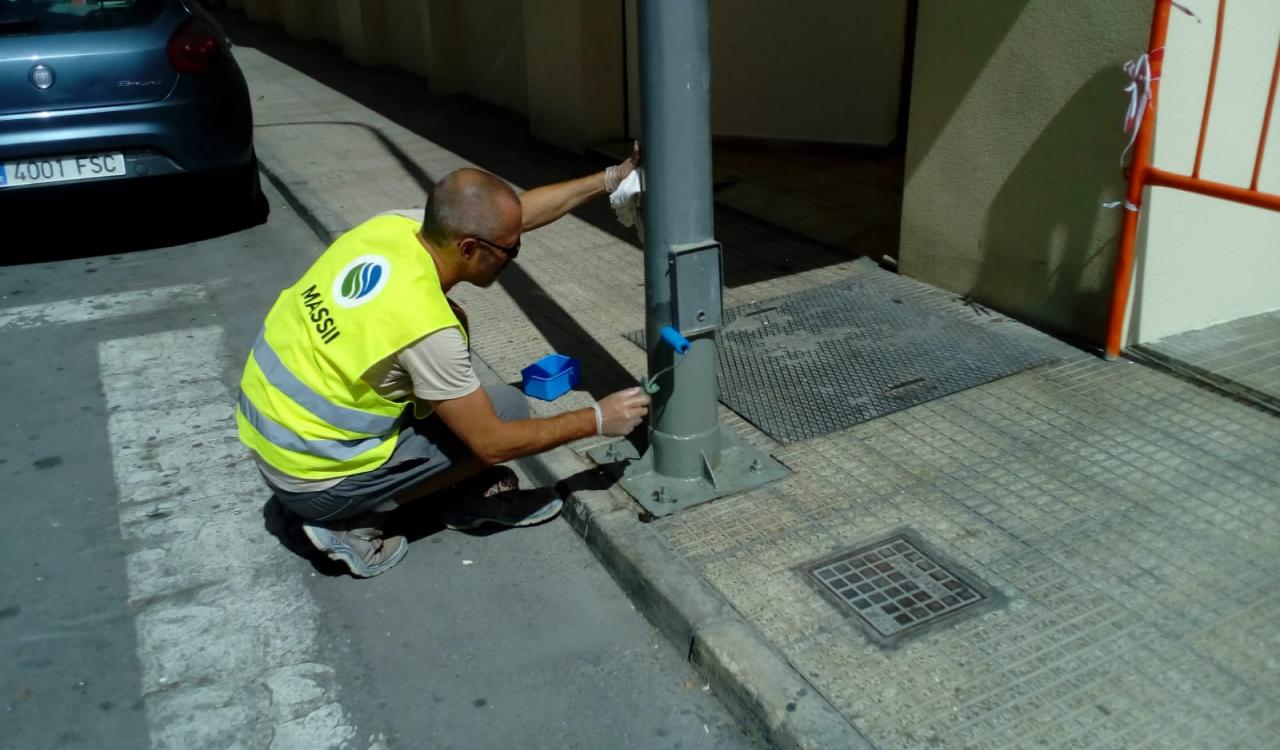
left=251, top=330, right=399, bottom=436
left=236, top=389, right=393, bottom=461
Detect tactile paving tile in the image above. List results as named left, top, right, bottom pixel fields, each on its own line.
left=630, top=276, right=1055, bottom=442
left=808, top=535, right=985, bottom=644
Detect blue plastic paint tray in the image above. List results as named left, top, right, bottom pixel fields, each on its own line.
left=520, top=354, right=581, bottom=401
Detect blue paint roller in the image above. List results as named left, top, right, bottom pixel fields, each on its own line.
left=643, top=326, right=692, bottom=393
left=659, top=326, right=691, bottom=354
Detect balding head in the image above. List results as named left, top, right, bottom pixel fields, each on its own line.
left=420, top=168, right=521, bottom=249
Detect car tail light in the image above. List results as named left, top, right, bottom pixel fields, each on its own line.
left=167, top=19, right=223, bottom=75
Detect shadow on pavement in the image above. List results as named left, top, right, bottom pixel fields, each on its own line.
left=384, top=500, right=448, bottom=544
left=261, top=496, right=350, bottom=577
left=1, top=174, right=269, bottom=265
left=262, top=493, right=459, bottom=576
left=552, top=465, right=625, bottom=499
left=497, top=262, right=640, bottom=398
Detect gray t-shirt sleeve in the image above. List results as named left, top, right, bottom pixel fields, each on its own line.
left=397, top=327, right=480, bottom=402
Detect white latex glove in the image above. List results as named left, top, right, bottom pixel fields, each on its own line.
left=604, top=141, right=640, bottom=193
left=592, top=387, right=651, bottom=437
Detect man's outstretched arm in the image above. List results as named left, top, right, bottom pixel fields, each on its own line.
left=520, top=143, right=639, bottom=231
left=432, top=385, right=650, bottom=465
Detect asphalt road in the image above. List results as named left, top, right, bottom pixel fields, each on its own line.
left=0, top=180, right=752, bottom=749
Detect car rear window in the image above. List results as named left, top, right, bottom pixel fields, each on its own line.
left=0, top=0, right=166, bottom=37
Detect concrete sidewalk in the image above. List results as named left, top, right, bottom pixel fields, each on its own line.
left=229, top=20, right=1280, bottom=750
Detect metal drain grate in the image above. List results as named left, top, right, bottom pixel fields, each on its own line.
left=807, top=532, right=997, bottom=646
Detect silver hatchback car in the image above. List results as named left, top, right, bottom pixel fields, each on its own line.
left=0, top=0, right=262, bottom=216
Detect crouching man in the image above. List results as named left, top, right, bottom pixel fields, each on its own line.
left=236, top=164, right=648, bottom=577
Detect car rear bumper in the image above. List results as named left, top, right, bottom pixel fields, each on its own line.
left=0, top=151, right=262, bottom=222
left=0, top=84, right=253, bottom=186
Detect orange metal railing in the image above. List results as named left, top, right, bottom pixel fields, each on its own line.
left=1104, top=0, right=1280, bottom=359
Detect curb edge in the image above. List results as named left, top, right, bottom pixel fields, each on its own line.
left=517, top=444, right=876, bottom=750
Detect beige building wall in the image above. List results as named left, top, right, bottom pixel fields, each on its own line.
left=708, top=0, right=907, bottom=145
left=458, top=0, right=528, bottom=115
left=386, top=0, right=430, bottom=77
left=623, top=0, right=907, bottom=146
left=335, top=0, right=391, bottom=67
left=274, top=0, right=318, bottom=41
left=242, top=0, right=276, bottom=24
left=317, top=0, right=343, bottom=46
left=1128, top=0, right=1280, bottom=343
left=899, top=1, right=1150, bottom=343
left=234, top=1, right=904, bottom=149
left=523, top=0, right=624, bottom=152
left=416, top=0, right=465, bottom=95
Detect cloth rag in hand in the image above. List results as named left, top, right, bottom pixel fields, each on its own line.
left=609, top=169, right=643, bottom=228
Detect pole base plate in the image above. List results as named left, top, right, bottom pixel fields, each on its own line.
left=586, top=427, right=790, bottom=517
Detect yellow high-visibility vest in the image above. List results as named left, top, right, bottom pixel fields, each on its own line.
left=236, top=215, right=463, bottom=480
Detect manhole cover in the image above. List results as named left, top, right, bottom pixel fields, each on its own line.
left=805, top=531, right=1000, bottom=646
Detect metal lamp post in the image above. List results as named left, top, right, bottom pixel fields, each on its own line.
left=589, top=0, right=786, bottom=516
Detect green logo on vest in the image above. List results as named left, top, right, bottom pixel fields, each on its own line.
left=333, top=255, right=391, bottom=308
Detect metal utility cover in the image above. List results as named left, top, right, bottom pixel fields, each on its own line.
left=624, top=272, right=1054, bottom=437
left=630, top=276, right=1055, bottom=442
left=722, top=280, right=1055, bottom=441
left=805, top=530, right=1001, bottom=647
left=669, top=242, right=723, bottom=335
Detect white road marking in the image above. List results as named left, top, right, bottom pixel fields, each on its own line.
left=101, top=326, right=357, bottom=749
left=0, top=285, right=205, bottom=331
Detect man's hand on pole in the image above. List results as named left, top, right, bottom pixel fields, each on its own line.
left=604, top=141, right=641, bottom=194
left=521, top=141, right=642, bottom=232
left=595, top=386, right=650, bottom=436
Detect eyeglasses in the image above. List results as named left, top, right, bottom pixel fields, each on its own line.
left=471, top=235, right=520, bottom=260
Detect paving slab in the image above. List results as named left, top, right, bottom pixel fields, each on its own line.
left=1134, top=310, right=1280, bottom=414
left=229, top=24, right=1280, bottom=750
